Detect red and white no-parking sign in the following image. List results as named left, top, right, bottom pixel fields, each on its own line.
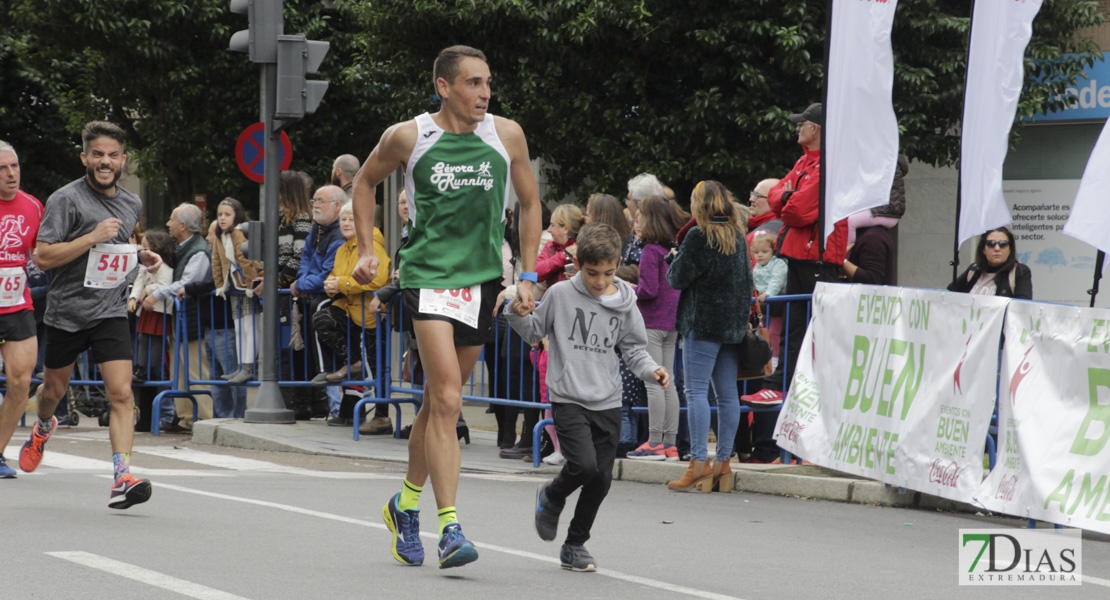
left=235, top=122, right=293, bottom=183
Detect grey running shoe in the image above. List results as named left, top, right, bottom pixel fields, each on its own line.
left=560, top=543, right=597, bottom=572
left=535, top=482, right=563, bottom=542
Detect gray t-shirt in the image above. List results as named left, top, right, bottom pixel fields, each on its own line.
left=38, top=177, right=142, bottom=332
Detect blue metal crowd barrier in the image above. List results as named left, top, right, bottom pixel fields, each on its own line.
left=3, top=286, right=1004, bottom=491
left=156, top=289, right=416, bottom=437
left=627, top=294, right=811, bottom=466
left=376, top=293, right=548, bottom=447
left=11, top=302, right=182, bottom=429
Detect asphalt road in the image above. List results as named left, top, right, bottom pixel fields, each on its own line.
left=3, top=428, right=1109, bottom=600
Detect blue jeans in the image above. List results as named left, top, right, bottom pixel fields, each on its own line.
left=682, top=333, right=740, bottom=462
left=206, top=328, right=247, bottom=418
left=327, top=386, right=341, bottom=417
left=619, top=404, right=638, bottom=446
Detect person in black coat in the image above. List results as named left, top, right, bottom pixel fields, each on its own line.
left=947, top=226, right=1032, bottom=299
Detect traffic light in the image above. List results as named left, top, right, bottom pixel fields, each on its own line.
left=229, top=0, right=283, bottom=63
left=275, top=34, right=330, bottom=121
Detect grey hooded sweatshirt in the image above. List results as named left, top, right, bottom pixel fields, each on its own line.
left=507, top=274, right=661, bottom=411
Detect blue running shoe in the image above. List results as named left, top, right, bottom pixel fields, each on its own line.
left=535, top=482, right=563, bottom=541
left=560, top=543, right=597, bottom=572
left=0, top=456, right=16, bottom=479
left=437, top=523, right=478, bottom=569
left=382, top=492, right=424, bottom=566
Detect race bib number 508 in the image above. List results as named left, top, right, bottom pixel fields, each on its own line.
left=418, top=286, right=481, bottom=328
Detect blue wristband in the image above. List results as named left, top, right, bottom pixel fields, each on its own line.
left=520, top=272, right=538, bottom=283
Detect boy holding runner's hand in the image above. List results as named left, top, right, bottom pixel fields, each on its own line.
left=507, top=222, right=670, bottom=572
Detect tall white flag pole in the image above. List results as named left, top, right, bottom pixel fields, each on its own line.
left=1063, top=117, right=1110, bottom=305
left=824, top=0, right=900, bottom=247
left=957, top=0, right=1044, bottom=252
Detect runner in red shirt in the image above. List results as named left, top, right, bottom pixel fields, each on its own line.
left=0, top=140, right=44, bottom=479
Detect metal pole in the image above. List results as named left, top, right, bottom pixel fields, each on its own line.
left=953, top=0, right=978, bottom=282
left=246, top=61, right=294, bottom=423
left=818, top=0, right=832, bottom=261
left=1090, top=250, right=1105, bottom=308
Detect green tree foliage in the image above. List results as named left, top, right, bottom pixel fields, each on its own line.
left=0, top=0, right=394, bottom=218
left=1, top=1, right=1103, bottom=210
left=345, top=0, right=1104, bottom=201
left=0, top=34, right=80, bottom=199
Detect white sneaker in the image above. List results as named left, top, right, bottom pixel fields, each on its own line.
left=542, top=451, right=565, bottom=466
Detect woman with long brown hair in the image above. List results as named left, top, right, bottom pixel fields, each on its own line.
left=665, top=180, right=754, bottom=492
left=625, top=196, right=682, bottom=461
left=277, top=170, right=314, bottom=288
left=585, top=193, right=631, bottom=240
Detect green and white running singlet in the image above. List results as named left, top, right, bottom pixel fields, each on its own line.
left=399, top=112, right=511, bottom=290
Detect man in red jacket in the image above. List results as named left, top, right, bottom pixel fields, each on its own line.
left=741, top=103, right=847, bottom=434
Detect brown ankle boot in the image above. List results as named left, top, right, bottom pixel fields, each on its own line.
left=702, top=458, right=734, bottom=492
left=668, top=460, right=711, bottom=492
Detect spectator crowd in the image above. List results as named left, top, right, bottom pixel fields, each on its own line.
left=3, top=102, right=1039, bottom=484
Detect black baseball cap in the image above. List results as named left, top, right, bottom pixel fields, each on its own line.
left=788, top=103, right=823, bottom=125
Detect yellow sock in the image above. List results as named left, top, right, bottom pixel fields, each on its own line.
left=398, top=479, right=422, bottom=511
left=438, top=507, right=458, bottom=533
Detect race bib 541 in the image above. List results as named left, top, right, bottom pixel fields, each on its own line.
left=84, top=243, right=139, bottom=289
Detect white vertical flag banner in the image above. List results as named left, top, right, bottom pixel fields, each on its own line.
left=958, top=0, right=1044, bottom=248
left=1064, top=118, right=1110, bottom=258
left=774, top=283, right=1008, bottom=501
left=976, top=300, right=1110, bottom=535
left=825, top=0, right=900, bottom=240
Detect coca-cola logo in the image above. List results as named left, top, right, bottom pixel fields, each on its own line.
left=995, top=474, right=1019, bottom=501
left=928, top=459, right=964, bottom=488
left=780, top=420, right=807, bottom=443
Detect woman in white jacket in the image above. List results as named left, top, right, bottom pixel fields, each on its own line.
left=128, top=231, right=176, bottom=383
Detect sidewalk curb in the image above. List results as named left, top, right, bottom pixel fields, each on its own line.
left=613, top=459, right=979, bottom=513
left=192, top=421, right=980, bottom=515
left=193, top=420, right=310, bottom=456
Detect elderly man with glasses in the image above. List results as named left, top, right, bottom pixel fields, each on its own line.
left=747, top=178, right=783, bottom=239
left=291, top=185, right=350, bottom=423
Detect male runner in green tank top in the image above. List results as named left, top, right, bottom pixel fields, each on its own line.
left=351, top=45, right=542, bottom=569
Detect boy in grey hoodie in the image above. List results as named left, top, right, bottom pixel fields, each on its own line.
left=507, top=223, right=669, bottom=572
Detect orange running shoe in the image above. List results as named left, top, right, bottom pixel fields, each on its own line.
left=19, top=416, right=56, bottom=472
left=109, top=473, right=153, bottom=510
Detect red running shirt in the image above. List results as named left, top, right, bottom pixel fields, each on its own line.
left=0, top=190, right=44, bottom=314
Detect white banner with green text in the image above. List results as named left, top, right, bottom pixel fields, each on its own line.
left=975, top=300, right=1110, bottom=534
left=774, top=283, right=1008, bottom=501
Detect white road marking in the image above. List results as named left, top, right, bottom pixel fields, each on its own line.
left=1, top=446, right=108, bottom=471
left=132, top=446, right=391, bottom=479
left=158, top=482, right=746, bottom=600
left=15, top=443, right=535, bottom=482
left=4, top=446, right=231, bottom=477
left=46, top=551, right=252, bottom=600
left=1085, top=574, right=1110, bottom=588
left=460, top=472, right=539, bottom=483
